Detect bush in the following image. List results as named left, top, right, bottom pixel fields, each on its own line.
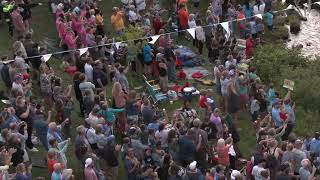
left=290, top=21, right=301, bottom=34
left=252, top=44, right=307, bottom=83
left=264, top=25, right=289, bottom=43
left=115, top=25, right=145, bottom=42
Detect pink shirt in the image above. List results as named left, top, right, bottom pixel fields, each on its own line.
left=56, top=19, right=66, bottom=39
left=79, top=28, right=88, bottom=47
left=72, top=18, right=83, bottom=34
left=64, top=32, right=77, bottom=50
left=11, top=11, right=25, bottom=32
left=84, top=167, right=98, bottom=180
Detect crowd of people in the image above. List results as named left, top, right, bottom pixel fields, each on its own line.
left=0, top=0, right=319, bottom=179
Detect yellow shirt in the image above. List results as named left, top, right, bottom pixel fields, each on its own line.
left=96, top=15, right=104, bottom=26
left=111, top=11, right=125, bottom=32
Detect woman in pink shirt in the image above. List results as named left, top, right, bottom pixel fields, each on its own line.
left=216, top=138, right=231, bottom=167
left=11, top=7, right=26, bottom=35
left=112, top=82, right=127, bottom=133
left=210, top=108, right=223, bottom=138
left=64, top=30, right=78, bottom=50
left=84, top=158, right=98, bottom=180
left=56, top=15, right=67, bottom=40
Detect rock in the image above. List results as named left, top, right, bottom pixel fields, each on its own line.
left=306, top=42, right=312, bottom=46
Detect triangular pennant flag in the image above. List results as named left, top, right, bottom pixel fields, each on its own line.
left=79, top=48, right=88, bottom=56
left=220, top=22, right=230, bottom=39
left=286, top=5, right=294, bottom=10
left=303, top=3, right=308, bottom=7
left=282, top=0, right=286, bottom=4
left=42, top=54, right=52, bottom=62
left=115, top=42, right=121, bottom=49
left=314, top=1, right=320, bottom=5
left=187, top=28, right=196, bottom=39
left=149, top=35, right=160, bottom=44
left=255, top=14, right=263, bottom=19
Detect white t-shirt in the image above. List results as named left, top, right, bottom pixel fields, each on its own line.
left=128, top=10, right=137, bottom=23
left=253, top=3, right=265, bottom=15
left=84, top=63, right=93, bottom=82
left=12, top=82, right=23, bottom=94
left=79, top=81, right=95, bottom=101
left=135, top=0, right=146, bottom=12
left=188, top=20, right=197, bottom=28
left=252, top=165, right=266, bottom=180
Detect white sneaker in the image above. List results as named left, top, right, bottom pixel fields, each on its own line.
left=28, top=147, right=39, bottom=152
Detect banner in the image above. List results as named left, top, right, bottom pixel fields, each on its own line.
left=187, top=28, right=196, bottom=39
left=149, top=35, right=160, bottom=44
left=42, top=54, right=52, bottom=62
left=220, top=22, right=230, bottom=39
left=79, top=48, right=88, bottom=56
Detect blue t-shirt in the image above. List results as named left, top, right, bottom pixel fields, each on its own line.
left=272, top=107, right=282, bottom=127
left=143, top=44, right=152, bottom=63
left=310, top=139, right=320, bottom=155
left=266, top=12, right=273, bottom=26
left=243, top=4, right=253, bottom=18
left=178, top=135, right=196, bottom=161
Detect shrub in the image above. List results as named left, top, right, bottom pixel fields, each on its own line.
left=290, top=20, right=301, bottom=34
left=267, top=25, right=289, bottom=42
left=251, top=44, right=307, bottom=83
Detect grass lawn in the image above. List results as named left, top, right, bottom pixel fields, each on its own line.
left=0, top=0, right=303, bottom=179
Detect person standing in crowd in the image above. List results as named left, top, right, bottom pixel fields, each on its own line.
left=111, top=7, right=125, bottom=35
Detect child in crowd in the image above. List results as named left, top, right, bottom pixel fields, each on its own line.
left=250, top=95, right=260, bottom=121
left=207, top=89, right=216, bottom=112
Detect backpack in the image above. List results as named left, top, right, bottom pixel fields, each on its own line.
left=266, top=148, right=279, bottom=169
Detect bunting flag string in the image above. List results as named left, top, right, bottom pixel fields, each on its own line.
left=13, top=5, right=309, bottom=63
left=42, top=54, right=52, bottom=62
left=254, top=14, right=263, bottom=19
left=220, top=22, right=230, bottom=40
left=79, top=48, right=88, bottom=56
left=187, top=28, right=196, bottom=39
left=149, top=35, right=161, bottom=44
left=115, top=42, right=122, bottom=49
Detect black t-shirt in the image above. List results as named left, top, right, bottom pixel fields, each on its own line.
left=99, top=146, right=119, bottom=167
left=93, top=68, right=107, bottom=88
left=164, top=48, right=175, bottom=62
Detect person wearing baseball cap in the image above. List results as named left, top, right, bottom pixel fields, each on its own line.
left=84, top=158, right=98, bottom=180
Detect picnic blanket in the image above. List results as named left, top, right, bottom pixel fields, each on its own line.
left=175, top=45, right=203, bottom=67
left=183, top=66, right=210, bottom=80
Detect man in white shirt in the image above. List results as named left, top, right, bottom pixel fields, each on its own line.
left=128, top=5, right=137, bottom=25
left=84, top=58, right=94, bottom=82
left=252, top=159, right=267, bottom=180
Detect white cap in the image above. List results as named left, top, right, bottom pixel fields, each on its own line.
left=189, top=161, right=197, bottom=170
left=85, top=158, right=93, bottom=168
left=231, top=170, right=241, bottom=179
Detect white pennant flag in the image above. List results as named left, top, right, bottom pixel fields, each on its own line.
left=255, top=14, right=263, bottom=19
left=187, top=28, right=196, bottom=39
left=149, top=35, right=160, bottom=44
left=79, top=48, right=88, bottom=56
left=42, top=54, right=52, bottom=62
left=286, top=5, right=294, bottom=10
left=115, top=42, right=121, bottom=49
left=314, top=1, right=320, bottom=5
left=220, top=22, right=230, bottom=40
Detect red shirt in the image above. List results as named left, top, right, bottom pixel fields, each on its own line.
left=48, top=158, right=65, bottom=174
left=199, top=95, right=207, bottom=108
left=178, top=8, right=189, bottom=29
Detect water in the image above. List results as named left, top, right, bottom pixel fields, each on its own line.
left=286, top=9, right=320, bottom=60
